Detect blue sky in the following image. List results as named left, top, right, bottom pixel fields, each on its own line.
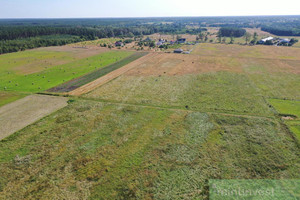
left=0, top=0, right=299, bottom=18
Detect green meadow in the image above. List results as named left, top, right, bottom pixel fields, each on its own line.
left=269, top=99, right=300, bottom=141
left=0, top=100, right=298, bottom=199
left=0, top=50, right=133, bottom=93
left=0, top=91, right=28, bottom=107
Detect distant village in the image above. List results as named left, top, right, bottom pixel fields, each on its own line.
left=258, top=37, right=298, bottom=46
left=114, top=36, right=195, bottom=54
left=113, top=34, right=298, bottom=55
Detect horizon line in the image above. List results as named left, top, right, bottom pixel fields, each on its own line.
left=1, top=14, right=300, bottom=20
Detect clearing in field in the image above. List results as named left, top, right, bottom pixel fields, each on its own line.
left=0, top=94, right=68, bottom=140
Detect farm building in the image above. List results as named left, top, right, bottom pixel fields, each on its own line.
left=258, top=37, right=274, bottom=44
left=170, top=40, right=175, bottom=45
left=174, top=48, right=183, bottom=53
left=115, top=41, right=124, bottom=47
left=144, top=37, right=152, bottom=42
left=177, top=38, right=186, bottom=44
left=156, top=42, right=163, bottom=46
left=279, top=38, right=290, bottom=43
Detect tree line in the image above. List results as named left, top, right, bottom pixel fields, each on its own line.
left=218, top=27, right=246, bottom=37
left=0, top=35, right=82, bottom=54
left=261, top=26, right=300, bottom=36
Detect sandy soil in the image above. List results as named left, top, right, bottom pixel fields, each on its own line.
left=0, top=94, right=68, bottom=140
left=68, top=53, right=155, bottom=96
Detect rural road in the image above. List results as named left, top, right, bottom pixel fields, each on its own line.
left=0, top=94, right=68, bottom=140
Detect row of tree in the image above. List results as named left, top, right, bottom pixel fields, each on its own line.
left=261, top=26, right=300, bottom=36
left=218, top=27, right=246, bottom=37
left=0, top=35, right=82, bottom=54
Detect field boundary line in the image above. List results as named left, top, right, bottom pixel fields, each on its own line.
left=68, top=53, right=156, bottom=96
left=76, top=97, right=275, bottom=121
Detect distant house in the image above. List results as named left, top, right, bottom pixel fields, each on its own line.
left=115, top=41, right=124, bottom=47
left=279, top=38, right=290, bottom=44
left=177, top=38, right=186, bottom=44
left=258, top=37, right=274, bottom=44
left=144, top=37, right=152, bottom=42
left=156, top=42, right=163, bottom=46
left=170, top=40, right=175, bottom=45
left=174, top=48, right=183, bottom=53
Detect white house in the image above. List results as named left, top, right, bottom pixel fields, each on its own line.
left=258, top=37, right=274, bottom=44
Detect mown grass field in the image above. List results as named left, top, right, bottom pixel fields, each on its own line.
left=0, top=100, right=298, bottom=199
left=0, top=91, right=27, bottom=107
left=0, top=42, right=299, bottom=199
left=269, top=99, right=300, bottom=141
left=48, top=52, right=147, bottom=93
left=70, top=38, right=120, bottom=47
left=0, top=50, right=133, bottom=93
left=85, top=45, right=300, bottom=117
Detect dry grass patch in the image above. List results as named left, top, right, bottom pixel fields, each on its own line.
left=0, top=94, right=68, bottom=140
left=192, top=43, right=300, bottom=60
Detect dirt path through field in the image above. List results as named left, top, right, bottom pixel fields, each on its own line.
left=68, top=53, right=158, bottom=96
left=0, top=94, right=68, bottom=140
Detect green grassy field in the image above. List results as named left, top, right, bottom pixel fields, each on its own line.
left=0, top=100, right=298, bottom=199
left=0, top=50, right=133, bottom=93
left=0, top=91, right=28, bottom=107
left=269, top=99, right=300, bottom=141
left=269, top=99, right=300, bottom=118
left=71, top=38, right=120, bottom=46
left=48, top=52, right=147, bottom=92
left=85, top=72, right=273, bottom=117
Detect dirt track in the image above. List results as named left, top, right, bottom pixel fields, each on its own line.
left=68, top=53, right=156, bottom=96
left=0, top=94, right=68, bottom=140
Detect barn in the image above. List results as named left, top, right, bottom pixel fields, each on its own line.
left=174, top=48, right=183, bottom=53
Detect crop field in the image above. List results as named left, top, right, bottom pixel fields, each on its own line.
left=48, top=52, right=147, bottom=93
left=192, top=43, right=300, bottom=60
left=84, top=46, right=300, bottom=117
left=0, top=100, right=299, bottom=199
left=0, top=49, right=133, bottom=93
left=69, top=38, right=120, bottom=47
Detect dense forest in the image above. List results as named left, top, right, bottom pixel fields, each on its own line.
left=0, top=35, right=82, bottom=54
left=261, top=26, right=300, bottom=36
left=0, top=16, right=299, bottom=54
left=218, top=27, right=246, bottom=37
